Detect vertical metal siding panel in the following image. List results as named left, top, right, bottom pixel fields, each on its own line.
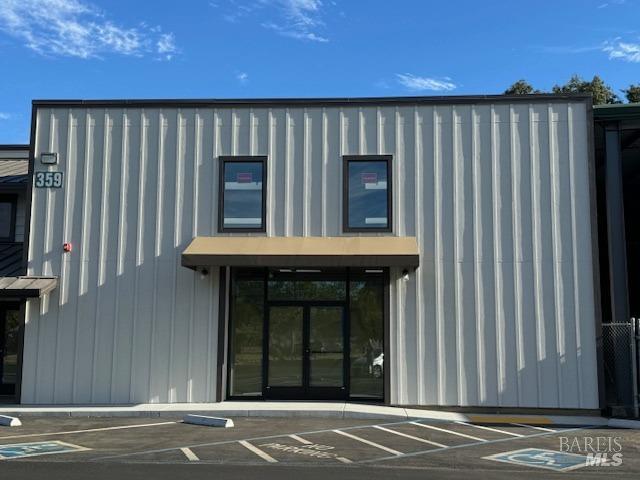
left=308, top=108, right=323, bottom=236
left=53, top=110, right=79, bottom=403
left=36, top=110, right=66, bottom=402
left=22, top=109, right=49, bottom=402
left=93, top=110, right=120, bottom=402
left=191, top=108, right=216, bottom=401
left=530, top=104, right=559, bottom=407
left=112, top=111, right=138, bottom=403
left=197, top=110, right=214, bottom=237
left=400, top=107, right=418, bottom=403
left=324, top=109, right=340, bottom=236
left=511, top=105, right=538, bottom=405
left=472, top=105, right=498, bottom=405
left=235, top=108, right=250, bottom=155
left=492, top=105, right=518, bottom=406
left=434, top=106, right=458, bottom=405
left=66, top=110, right=84, bottom=401
left=550, top=105, right=580, bottom=407
left=418, top=107, right=438, bottom=405
left=343, top=108, right=358, bottom=155
left=568, top=103, right=599, bottom=408
left=360, top=107, right=377, bottom=154
left=272, top=110, right=286, bottom=237
left=453, top=106, right=477, bottom=406
left=291, top=109, right=304, bottom=236
left=133, top=110, right=158, bottom=402
left=74, top=110, right=102, bottom=403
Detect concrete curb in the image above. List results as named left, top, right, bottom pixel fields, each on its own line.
left=183, top=414, right=234, bottom=427
left=0, top=415, right=21, bottom=427
left=0, top=402, right=632, bottom=428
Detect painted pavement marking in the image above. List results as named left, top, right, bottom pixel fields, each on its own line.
left=238, top=440, right=278, bottom=463
left=483, top=448, right=588, bottom=472
left=333, top=429, right=403, bottom=456
left=357, top=426, right=593, bottom=465
left=511, top=423, right=557, bottom=433
left=289, top=434, right=313, bottom=444
left=180, top=447, right=199, bottom=462
left=0, top=421, right=178, bottom=441
left=93, top=418, right=586, bottom=463
left=0, top=440, right=90, bottom=460
left=455, top=421, right=525, bottom=438
left=372, top=426, right=448, bottom=448
left=258, top=441, right=353, bottom=464
left=410, top=422, right=487, bottom=442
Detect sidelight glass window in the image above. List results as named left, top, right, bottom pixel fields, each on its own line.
left=219, top=157, right=266, bottom=231
left=349, top=270, right=384, bottom=399
left=228, top=270, right=265, bottom=396
left=343, top=156, right=392, bottom=232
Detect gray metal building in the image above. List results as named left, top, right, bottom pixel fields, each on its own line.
left=15, top=95, right=601, bottom=410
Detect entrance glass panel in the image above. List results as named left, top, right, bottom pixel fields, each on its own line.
left=0, top=304, right=20, bottom=396
left=268, top=306, right=303, bottom=387
left=309, top=306, right=344, bottom=387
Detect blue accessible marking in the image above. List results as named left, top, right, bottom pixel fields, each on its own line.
left=483, top=448, right=588, bottom=472
left=0, top=441, right=90, bottom=460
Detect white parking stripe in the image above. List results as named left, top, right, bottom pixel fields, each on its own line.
left=410, top=422, right=487, bottom=442
left=0, top=421, right=178, bottom=441
left=373, top=426, right=448, bottom=448
left=288, top=434, right=313, bottom=444
left=454, top=421, right=525, bottom=437
left=511, top=423, right=557, bottom=432
left=238, top=440, right=278, bottom=463
left=333, top=429, right=403, bottom=456
left=180, top=447, right=199, bottom=461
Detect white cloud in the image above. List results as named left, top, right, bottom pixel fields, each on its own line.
left=0, top=112, right=10, bottom=120
left=220, top=0, right=330, bottom=42
left=157, top=33, right=178, bottom=60
left=0, top=0, right=178, bottom=59
left=603, top=39, right=640, bottom=62
left=396, top=73, right=457, bottom=92
left=237, top=72, right=249, bottom=84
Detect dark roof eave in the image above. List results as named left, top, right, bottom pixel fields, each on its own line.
left=32, top=93, right=593, bottom=109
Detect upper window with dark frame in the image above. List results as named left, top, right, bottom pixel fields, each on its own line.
left=0, top=195, right=16, bottom=242
left=218, top=156, right=267, bottom=232
left=343, top=155, right=392, bottom=232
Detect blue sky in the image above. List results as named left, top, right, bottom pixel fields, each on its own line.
left=0, top=0, right=638, bottom=143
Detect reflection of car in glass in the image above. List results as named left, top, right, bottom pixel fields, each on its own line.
left=371, top=353, right=383, bottom=378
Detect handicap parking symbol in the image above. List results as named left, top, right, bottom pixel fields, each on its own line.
left=483, top=448, right=589, bottom=472
left=0, top=441, right=90, bottom=460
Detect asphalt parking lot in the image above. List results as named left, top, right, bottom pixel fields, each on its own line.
left=0, top=416, right=638, bottom=479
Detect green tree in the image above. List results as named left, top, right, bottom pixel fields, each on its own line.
left=552, top=75, right=621, bottom=105
left=504, top=79, right=540, bottom=95
left=623, top=84, right=640, bottom=103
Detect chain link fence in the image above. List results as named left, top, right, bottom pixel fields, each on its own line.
left=602, top=320, right=639, bottom=418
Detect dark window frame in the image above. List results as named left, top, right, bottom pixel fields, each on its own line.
left=218, top=156, right=267, bottom=233
left=342, top=155, right=393, bottom=233
left=0, top=195, right=17, bottom=242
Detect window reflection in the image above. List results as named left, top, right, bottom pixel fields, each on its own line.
left=347, top=160, right=389, bottom=230
left=349, top=274, right=384, bottom=398
left=229, top=271, right=264, bottom=396
left=222, top=161, right=264, bottom=229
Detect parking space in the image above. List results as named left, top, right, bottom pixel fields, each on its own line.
left=0, top=415, right=638, bottom=476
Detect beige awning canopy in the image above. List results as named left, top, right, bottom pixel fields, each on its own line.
left=182, top=236, right=419, bottom=268
left=0, top=276, right=58, bottom=298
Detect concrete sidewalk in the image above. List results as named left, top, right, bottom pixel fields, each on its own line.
left=1, top=401, right=634, bottom=428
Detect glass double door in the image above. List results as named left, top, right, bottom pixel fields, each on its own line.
left=266, top=303, right=346, bottom=400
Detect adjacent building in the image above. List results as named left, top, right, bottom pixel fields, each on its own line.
left=1, top=95, right=602, bottom=411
